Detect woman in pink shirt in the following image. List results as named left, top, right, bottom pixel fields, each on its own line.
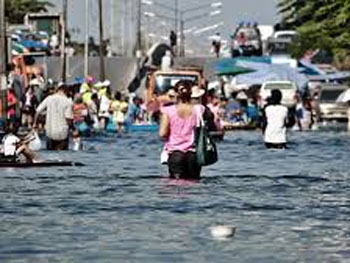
left=159, top=80, right=203, bottom=180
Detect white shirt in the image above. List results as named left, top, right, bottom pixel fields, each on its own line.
left=2, top=134, right=20, bottom=156
left=36, top=93, right=74, bottom=141
left=161, top=55, right=172, bottom=71
left=50, top=34, right=59, bottom=48
left=99, top=95, right=111, bottom=117
left=264, top=104, right=288, bottom=143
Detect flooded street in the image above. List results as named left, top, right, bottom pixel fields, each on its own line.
left=0, top=130, right=349, bottom=263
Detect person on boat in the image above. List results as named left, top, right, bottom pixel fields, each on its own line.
left=159, top=80, right=204, bottom=180
left=86, top=93, right=100, bottom=130
left=262, top=89, right=288, bottom=149
left=126, top=96, right=143, bottom=125
left=246, top=98, right=259, bottom=126
left=224, top=92, right=244, bottom=124
left=1, top=122, right=42, bottom=163
left=97, top=81, right=112, bottom=130
left=21, top=86, right=38, bottom=129
left=110, top=91, right=128, bottom=132
left=34, top=83, right=75, bottom=151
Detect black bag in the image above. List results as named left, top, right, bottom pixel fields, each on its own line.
left=195, top=119, right=218, bottom=166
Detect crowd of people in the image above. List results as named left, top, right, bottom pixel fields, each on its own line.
left=0, top=55, right=325, bottom=176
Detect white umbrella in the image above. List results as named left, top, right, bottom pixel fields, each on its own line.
left=336, top=88, right=350, bottom=103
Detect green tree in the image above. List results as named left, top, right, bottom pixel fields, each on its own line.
left=5, top=0, right=54, bottom=24
left=277, top=0, right=307, bottom=28
left=277, top=0, right=350, bottom=69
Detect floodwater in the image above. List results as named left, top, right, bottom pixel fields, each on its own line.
left=0, top=128, right=349, bottom=263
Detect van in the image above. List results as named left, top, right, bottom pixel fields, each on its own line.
left=146, top=67, right=204, bottom=103
left=318, top=84, right=348, bottom=122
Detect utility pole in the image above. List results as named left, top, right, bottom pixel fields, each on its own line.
left=84, top=0, right=89, bottom=77
left=180, top=16, right=185, bottom=57
left=0, top=0, right=7, bottom=120
left=98, top=0, right=105, bottom=81
left=174, top=0, right=178, bottom=56
left=61, top=0, right=68, bottom=82
left=136, top=0, right=142, bottom=53
left=121, top=0, right=126, bottom=56
left=110, top=0, right=118, bottom=56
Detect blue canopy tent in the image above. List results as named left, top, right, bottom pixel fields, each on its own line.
left=209, top=57, right=309, bottom=93
left=235, top=61, right=309, bottom=93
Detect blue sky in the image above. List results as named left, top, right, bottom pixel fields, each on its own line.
left=49, top=0, right=279, bottom=41
left=48, top=0, right=279, bottom=55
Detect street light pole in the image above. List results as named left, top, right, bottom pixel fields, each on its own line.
left=180, top=14, right=185, bottom=57
left=136, top=0, right=142, bottom=53
left=0, top=0, right=7, bottom=120
left=174, top=0, right=178, bottom=55
left=84, top=0, right=89, bottom=77
left=61, top=0, right=68, bottom=82
left=98, top=0, right=105, bottom=81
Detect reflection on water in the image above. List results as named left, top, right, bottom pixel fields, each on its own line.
left=0, top=130, right=349, bottom=263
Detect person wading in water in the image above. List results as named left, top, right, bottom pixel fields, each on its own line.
left=34, top=83, right=75, bottom=150
left=159, top=80, right=204, bottom=180
left=262, top=89, right=289, bottom=149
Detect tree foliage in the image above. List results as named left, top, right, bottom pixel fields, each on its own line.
left=277, top=0, right=350, bottom=69
left=5, top=0, right=54, bottom=24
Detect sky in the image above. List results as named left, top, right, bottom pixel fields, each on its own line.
left=48, top=0, right=280, bottom=54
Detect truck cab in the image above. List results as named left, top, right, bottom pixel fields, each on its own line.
left=146, top=67, right=204, bottom=104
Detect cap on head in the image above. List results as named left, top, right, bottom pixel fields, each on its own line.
left=191, top=86, right=205, bottom=98
left=167, top=89, right=177, bottom=98
left=86, top=75, right=94, bottom=83
left=57, top=81, right=66, bottom=90
left=102, top=80, right=111, bottom=87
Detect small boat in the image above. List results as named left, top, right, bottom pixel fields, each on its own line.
left=223, top=123, right=258, bottom=131
left=0, top=156, right=84, bottom=168
left=127, top=124, right=159, bottom=132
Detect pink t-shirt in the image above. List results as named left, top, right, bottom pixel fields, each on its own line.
left=162, top=104, right=203, bottom=153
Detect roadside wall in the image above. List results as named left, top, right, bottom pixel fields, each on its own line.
left=44, top=56, right=219, bottom=92
left=45, top=56, right=138, bottom=92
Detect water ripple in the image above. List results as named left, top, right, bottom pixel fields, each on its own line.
left=0, top=131, right=349, bottom=262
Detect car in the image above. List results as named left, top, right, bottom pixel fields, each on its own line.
left=273, top=30, right=299, bottom=42
left=231, top=25, right=263, bottom=57
left=19, top=33, right=50, bottom=53
left=11, top=31, right=50, bottom=54
left=259, top=81, right=298, bottom=108
left=317, top=84, right=349, bottom=122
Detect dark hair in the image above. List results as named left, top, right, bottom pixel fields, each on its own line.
left=175, top=80, right=193, bottom=103
left=57, top=83, right=67, bottom=91
left=91, top=93, right=98, bottom=100
left=114, top=91, right=122, bottom=101
left=4, top=121, right=19, bottom=134
left=270, top=89, right=282, bottom=105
